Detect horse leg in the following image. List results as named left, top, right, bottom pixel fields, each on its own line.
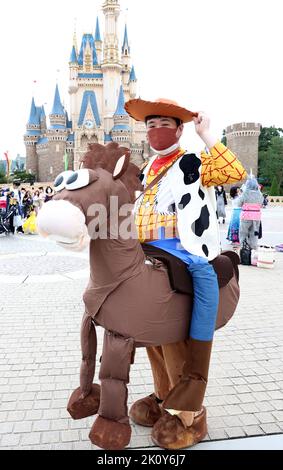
left=67, top=313, right=100, bottom=420
left=89, top=331, right=135, bottom=450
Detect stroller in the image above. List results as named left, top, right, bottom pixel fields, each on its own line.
left=0, top=202, right=20, bottom=235
left=0, top=206, right=12, bottom=235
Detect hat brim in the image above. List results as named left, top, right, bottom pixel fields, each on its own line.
left=125, top=99, right=198, bottom=123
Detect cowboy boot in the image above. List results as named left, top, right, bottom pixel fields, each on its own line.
left=151, top=407, right=208, bottom=450
left=129, top=393, right=165, bottom=427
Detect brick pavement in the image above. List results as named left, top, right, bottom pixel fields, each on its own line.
left=0, top=222, right=283, bottom=450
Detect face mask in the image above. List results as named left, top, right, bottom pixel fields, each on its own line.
left=147, top=127, right=179, bottom=155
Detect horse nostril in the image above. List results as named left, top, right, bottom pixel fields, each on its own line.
left=67, top=173, right=79, bottom=185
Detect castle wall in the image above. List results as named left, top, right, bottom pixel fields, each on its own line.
left=38, top=142, right=66, bottom=182
left=226, top=123, right=261, bottom=177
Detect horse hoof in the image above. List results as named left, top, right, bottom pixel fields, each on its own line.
left=89, top=416, right=132, bottom=450
left=151, top=407, right=207, bottom=450
left=67, top=384, right=100, bottom=420
left=130, top=393, right=164, bottom=427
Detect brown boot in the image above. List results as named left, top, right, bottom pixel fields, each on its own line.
left=129, top=394, right=165, bottom=427
left=151, top=407, right=207, bottom=450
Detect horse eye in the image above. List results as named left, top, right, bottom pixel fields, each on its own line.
left=54, top=171, right=74, bottom=192
left=67, top=173, right=78, bottom=185
left=65, top=169, right=90, bottom=191
left=54, top=175, right=64, bottom=188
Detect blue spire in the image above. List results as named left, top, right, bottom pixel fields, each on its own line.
left=40, top=105, right=46, bottom=119
left=51, top=84, right=65, bottom=116
left=114, top=86, right=128, bottom=116
left=130, top=65, right=137, bottom=82
left=93, top=43, right=98, bottom=66
left=70, top=45, right=78, bottom=63
left=78, top=34, right=98, bottom=66
left=122, top=25, right=130, bottom=54
left=27, top=98, right=40, bottom=126
left=95, top=17, right=102, bottom=42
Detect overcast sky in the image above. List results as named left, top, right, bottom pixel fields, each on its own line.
left=0, top=0, right=282, bottom=159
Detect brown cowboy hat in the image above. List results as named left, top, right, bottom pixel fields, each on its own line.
left=124, top=97, right=198, bottom=123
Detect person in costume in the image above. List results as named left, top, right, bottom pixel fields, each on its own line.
left=215, top=185, right=227, bottom=224
left=23, top=207, right=37, bottom=235
left=125, top=97, right=247, bottom=448
left=227, top=186, right=242, bottom=244
left=238, top=177, right=263, bottom=250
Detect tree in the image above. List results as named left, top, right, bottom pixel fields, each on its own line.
left=0, top=171, right=7, bottom=184
left=270, top=176, right=279, bottom=196
left=259, top=136, right=283, bottom=194
left=259, top=126, right=283, bottom=152
left=11, top=170, right=36, bottom=185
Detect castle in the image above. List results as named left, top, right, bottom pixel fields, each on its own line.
left=24, top=0, right=149, bottom=183
left=225, top=123, right=261, bottom=177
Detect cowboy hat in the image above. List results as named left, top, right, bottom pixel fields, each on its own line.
left=124, top=98, right=198, bottom=123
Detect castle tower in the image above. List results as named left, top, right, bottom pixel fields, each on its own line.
left=69, top=44, right=79, bottom=119
left=121, top=25, right=130, bottom=86
left=95, top=17, right=103, bottom=64
left=101, top=0, right=122, bottom=134
left=39, top=85, right=68, bottom=181
left=225, top=123, right=261, bottom=177
left=111, top=85, right=131, bottom=145
left=24, top=98, right=41, bottom=176
left=129, top=65, right=137, bottom=99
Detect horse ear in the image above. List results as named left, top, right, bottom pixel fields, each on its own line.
left=113, top=152, right=130, bottom=180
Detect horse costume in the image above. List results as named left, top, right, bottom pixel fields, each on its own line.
left=37, top=143, right=240, bottom=450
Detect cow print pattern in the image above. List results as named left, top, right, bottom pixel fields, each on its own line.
left=167, top=203, right=176, bottom=214
left=192, top=205, right=210, bottom=237
left=199, top=189, right=205, bottom=200
left=179, top=154, right=201, bottom=186
left=202, top=245, right=209, bottom=257
left=178, top=193, right=191, bottom=210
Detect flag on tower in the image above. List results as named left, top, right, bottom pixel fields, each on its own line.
left=64, top=151, right=69, bottom=171
left=4, top=151, right=10, bottom=176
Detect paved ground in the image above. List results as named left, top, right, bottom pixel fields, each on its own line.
left=0, top=207, right=283, bottom=450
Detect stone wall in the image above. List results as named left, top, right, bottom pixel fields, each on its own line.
left=226, top=123, right=261, bottom=176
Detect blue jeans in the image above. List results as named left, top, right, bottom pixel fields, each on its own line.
left=148, top=238, right=219, bottom=341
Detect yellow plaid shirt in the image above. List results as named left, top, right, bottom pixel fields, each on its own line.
left=136, top=142, right=247, bottom=242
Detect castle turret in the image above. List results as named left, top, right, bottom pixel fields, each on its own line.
left=225, top=123, right=261, bottom=177
left=121, top=25, right=131, bottom=86
left=24, top=97, right=41, bottom=176
left=111, top=85, right=131, bottom=145
left=40, top=105, right=47, bottom=133
left=101, top=0, right=122, bottom=134
left=129, top=65, right=137, bottom=98
left=95, top=17, right=103, bottom=64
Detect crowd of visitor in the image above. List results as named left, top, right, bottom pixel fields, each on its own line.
left=0, top=183, right=54, bottom=235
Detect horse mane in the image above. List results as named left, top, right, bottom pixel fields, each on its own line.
left=80, top=142, right=143, bottom=201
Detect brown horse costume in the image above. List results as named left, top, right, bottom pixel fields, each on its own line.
left=37, top=143, right=240, bottom=450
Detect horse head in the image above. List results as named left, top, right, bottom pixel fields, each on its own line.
left=37, top=143, right=143, bottom=250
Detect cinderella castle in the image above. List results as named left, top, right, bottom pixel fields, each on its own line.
left=24, top=0, right=149, bottom=182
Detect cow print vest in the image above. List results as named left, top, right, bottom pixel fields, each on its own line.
left=139, top=152, right=221, bottom=261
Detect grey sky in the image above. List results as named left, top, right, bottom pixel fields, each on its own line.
left=0, top=0, right=282, bottom=159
